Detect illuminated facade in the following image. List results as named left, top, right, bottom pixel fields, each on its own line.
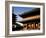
left=18, top=8, right=40, bottom=30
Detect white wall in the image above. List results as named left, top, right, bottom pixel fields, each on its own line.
left=0, top=0, right=5, bottom=38
left=0, top=0, right=46, bottom=38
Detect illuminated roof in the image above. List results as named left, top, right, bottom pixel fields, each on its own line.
left=17, top=15, right=40, bottom=23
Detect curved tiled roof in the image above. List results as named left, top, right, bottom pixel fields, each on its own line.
left=19, top=8, right=40, bottom=18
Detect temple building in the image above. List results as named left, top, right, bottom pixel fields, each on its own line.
left=17, top=8, right=40, bottom=30
left=12, top=8, right=40, bottom=31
